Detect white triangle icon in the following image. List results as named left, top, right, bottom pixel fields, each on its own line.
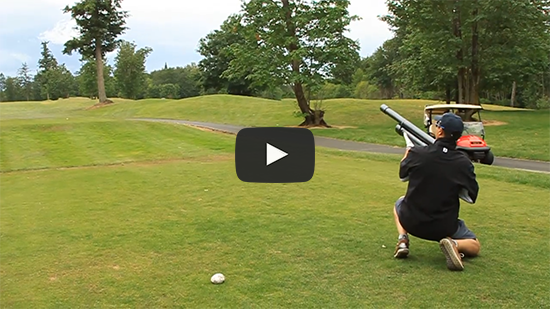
left=266, top=143, right=288, bottom=166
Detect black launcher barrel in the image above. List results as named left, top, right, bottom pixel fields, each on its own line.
left=395, top=124, right=428, bottom=147
left=380, top=104, right=435, bottom=145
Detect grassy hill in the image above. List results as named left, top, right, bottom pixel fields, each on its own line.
left=3, top=94, right=546, bottom=161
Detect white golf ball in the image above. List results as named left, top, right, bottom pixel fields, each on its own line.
left=211, top=273, right=225, bottom=284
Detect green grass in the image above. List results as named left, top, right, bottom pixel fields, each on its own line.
left=0, top=118, right=235, bottom=172
left=70, top=95, right=550, bottom=161
left=1, top=115, right=549, bottom=308
left=2, top=95, right=549, bottom=161
left=0, top=98, right=96, bottom=120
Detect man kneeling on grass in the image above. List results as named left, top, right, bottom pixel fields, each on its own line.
left=393, top=113, right=481, bottom=271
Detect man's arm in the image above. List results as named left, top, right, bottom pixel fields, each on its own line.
left=399, top=148, right=415, bottom=182
left=459, top=160, right=479, bottom=204
left=402, top=148, right=410, bottom=161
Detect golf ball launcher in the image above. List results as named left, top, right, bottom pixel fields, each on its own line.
left=380, top=104, right=494, bottom=165
left=380, top=104, right=435, bottom=147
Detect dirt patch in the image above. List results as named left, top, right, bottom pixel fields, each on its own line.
left=285, top=125, right=358, bottom=129
left=482, top=120, right=508, bottom=126
left=0, top=155, right=235, bottom=174
left=130, top=155, right=234, bottom=167
left=85, top=100, right=115, bottom=110
left=181, top=124, right=236, bottom=135
left=41, top=125, right=73, bottom=132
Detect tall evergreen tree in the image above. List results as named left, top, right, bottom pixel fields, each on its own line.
left=0, top=73, right=6, bottom=102
left=62, top=0, right=128, bottom=104
left=17, top=63, right=33, bottom=101
left=36, top=41, right=59, bottom=100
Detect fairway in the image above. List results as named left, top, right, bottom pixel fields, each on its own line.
left=17, top=95, right=546, bottom=161
left=4, top=95, right=550, bottom=161
left=1, top=105, right=549, bottom=308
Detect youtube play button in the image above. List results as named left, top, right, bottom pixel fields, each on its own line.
left=266, top=143, right=288, bottom=166
left=235, top=127, right=315, bottom=183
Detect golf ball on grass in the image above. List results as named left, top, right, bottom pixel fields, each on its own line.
left=211, top=273, right=225, bottom=284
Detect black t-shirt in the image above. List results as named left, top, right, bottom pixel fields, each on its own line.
left=398, top=138, right=479, bottom=241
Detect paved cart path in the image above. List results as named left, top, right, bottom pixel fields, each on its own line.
left=133, top=118, right=550, bottom=174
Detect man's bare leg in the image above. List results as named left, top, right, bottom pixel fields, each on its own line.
left=455, top=239, right=481, bottom=257
left=393, top=203, right=409, bottom=258
left=394, top=205, right=408, bottom=235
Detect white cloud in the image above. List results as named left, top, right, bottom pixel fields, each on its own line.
left=38, top=19, right=79, bottom=45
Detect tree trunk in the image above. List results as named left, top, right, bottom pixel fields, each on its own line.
left=470, top=4, right=480, bottom=105
left=454, top=4, right=465, bottom=104
left=281, top=0, right=328, bottom=127
left=294, top=82, right=328, bottom=127
left=542, top=72, right=547, bottom=97
left=445, top=85, right=451, bottom=104
left=468, top=69, right=472, bottom=104
left=95, top=41, right=108, bottom=103
left=453, top=0, right=464, bottom=104
left=511, top=81, right=517, bottom=107
left=457, top=70, right=465, bottom=103
left=294, top=82, right=309, bottom=115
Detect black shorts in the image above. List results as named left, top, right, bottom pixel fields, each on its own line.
left=395, top=196, right=477, bottom=240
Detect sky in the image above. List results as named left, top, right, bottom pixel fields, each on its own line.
left=0, top=0, right=395, bottom=77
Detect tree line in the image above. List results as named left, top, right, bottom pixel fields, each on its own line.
left=1, top=0, right=549, bottom=123
left=0, top=41, right=202, bottom=102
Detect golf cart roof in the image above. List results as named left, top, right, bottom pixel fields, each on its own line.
left=425, top=104, right=484, bottom=111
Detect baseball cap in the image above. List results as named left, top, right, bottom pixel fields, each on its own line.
left=436, top=113, right=464, bottom=139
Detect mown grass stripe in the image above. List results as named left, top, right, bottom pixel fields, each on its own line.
left=0, top=123, right=56, bottom=171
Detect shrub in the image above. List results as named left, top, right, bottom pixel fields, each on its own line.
left=258, top=87, right=284, bottom=100
left=354, top=81, right=380, bottom=99
left=536, top=96, right=550, bottom=109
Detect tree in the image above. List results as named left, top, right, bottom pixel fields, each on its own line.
left=225, top=0, right=361, bottom=126
left=383, top=0, right=550, bottom=108
left=4, top=77, right=22, bottom=101
left=363, top=37, right=402, bottom=99
left=37, top=45, right=56, bottom=100
left=36, top=41, right=59, bottom=100
left=62, top=0, right=128, bottom=104
left=0, top=73, right=6, bottom=102
left=38, top=41, right=58, bottom=70
left=57, top=64, right=77, bottom=98
left=479, top=0, right=550, bottom=107
left=159, top=83, right=180, bottom=99
left=77, top=58, right=117, bottom=99
left=148, top=64, right=201, bottom=99
left=198, top=14, right=263, bottom=96
left=114, top=40, right=152, bottom=99
left=17, top=63, right=34, bottom=101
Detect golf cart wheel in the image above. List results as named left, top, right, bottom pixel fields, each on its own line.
left=480, top=150, right=495, bottom=165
